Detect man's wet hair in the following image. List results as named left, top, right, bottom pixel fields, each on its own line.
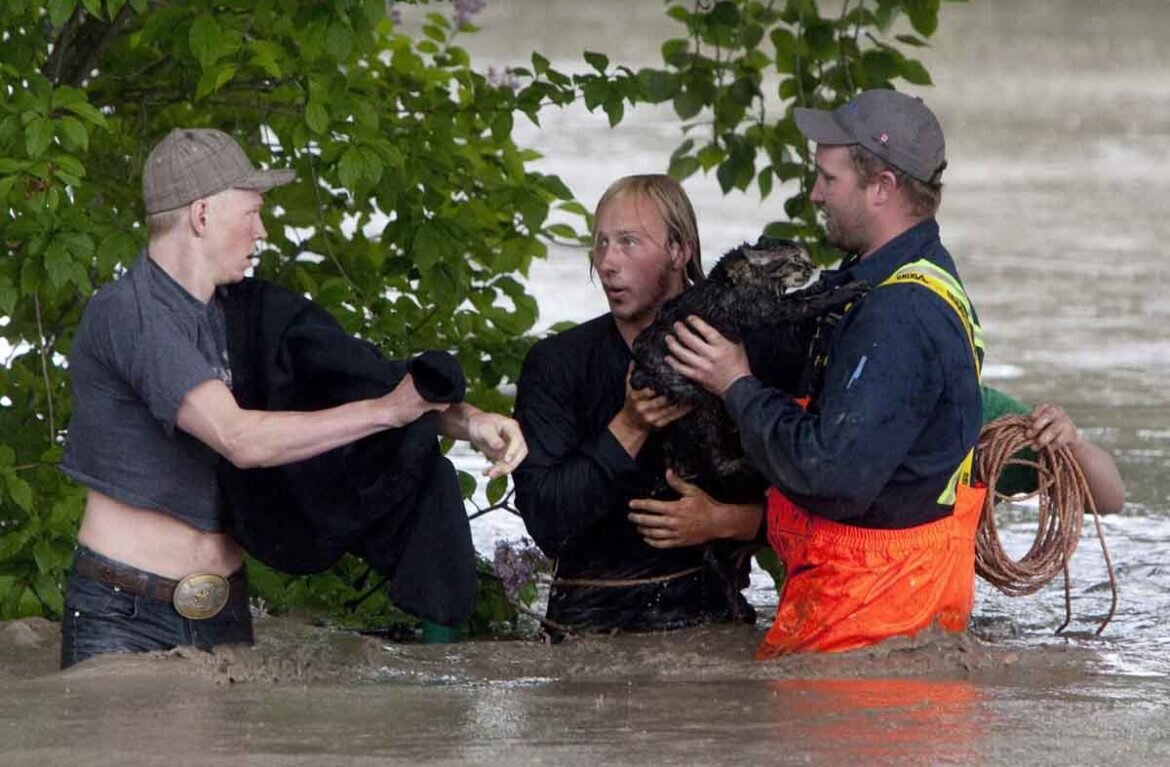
left=592, top=174, right=704, bottom=285
left=848, top=145, right=943, bottom=219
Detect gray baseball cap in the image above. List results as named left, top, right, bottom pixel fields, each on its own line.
left=794, top=90, right=946, bottom=184
left=143, top=128, right=296, bottom=214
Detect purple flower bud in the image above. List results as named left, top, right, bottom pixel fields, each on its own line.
left=452, top=0, right=486, bottom=26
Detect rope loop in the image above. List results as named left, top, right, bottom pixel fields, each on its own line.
left=975, top=414, right=1117, bottom=635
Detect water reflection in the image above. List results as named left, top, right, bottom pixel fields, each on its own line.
left=769, top=678, right=987, bottom=766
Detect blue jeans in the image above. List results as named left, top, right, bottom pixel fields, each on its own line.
left=60, top=546, right=253, bottom=669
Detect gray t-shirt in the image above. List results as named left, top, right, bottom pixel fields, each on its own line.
left=61, top=253, right=232, bottom=532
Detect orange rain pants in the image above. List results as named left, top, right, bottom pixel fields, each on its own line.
left=756, top=481, right=986, bottom=658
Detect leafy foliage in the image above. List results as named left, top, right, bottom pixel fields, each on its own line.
left=637, top=0, right=963, bottom=264
left=0, top=0, right=949, bottom=632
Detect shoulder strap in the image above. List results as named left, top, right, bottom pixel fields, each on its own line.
left=878, top=259, right=984, bottom=506
left=878, top=259, right=984, bottom=379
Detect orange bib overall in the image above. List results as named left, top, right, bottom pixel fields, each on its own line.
left=756, top=260, right=987, bottom=658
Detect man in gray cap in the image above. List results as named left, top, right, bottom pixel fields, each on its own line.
left=59, top=128, right=527, bottom=667
left=663, top=90, right=988, bottom=655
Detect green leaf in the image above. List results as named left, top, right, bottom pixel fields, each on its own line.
left=326, top=22, right=354, bottom=60
left=673, top=88, right=704, bottom=119
left=107, top=0, right=129, bottom=18
left=0, top=175, right=19, bottom=209
left=80, top=0, right=102, bottom=18
left=5, top=473, right=33, bottom=513
left=249, top=40, right=284, bottom=78
left=661, top=38, right=690, bottom=67
left=758, top=166, right=774, bottom=200
left=58, top=99, right=107, bottom=129
left=531, top=52, right=550, bottom=75
left=697, top=142, right=725, bottom=171
left=338, top=146, right=363, bottom=190
left=56, top=116, right=88, bottom=151
left=895, top=34, right=930, bottom=47
left=603, top=94, right=624, bottom=127
left=189, top=15, right=223, bottom=69
left=486, top=475, right=507, bottom=505
left=457, top=470, right=476, bottom=500
left=0, top=278, right=16, bottom=315
left=638, top=68, right=679, bottom=103
left=305, top=101, right=329, bottom=134
left=47, top=0, right=76, bottom=27
left=668, top=154, right=700, bottom=181
left=905, top=0, right=941, bottom=37
left=25, top=118, right=54, bottom=159
left=584, top=51, right=609, bottom=74
left=899, top=58, right=933, bottom=85
left=195, top=65, right=237, bottom=99
left=44, top=240, right=72, bottom=288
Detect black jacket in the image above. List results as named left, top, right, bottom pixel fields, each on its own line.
left=218, top=278, right=476, bottom=626
left=513, top=314, right=753, bottom=632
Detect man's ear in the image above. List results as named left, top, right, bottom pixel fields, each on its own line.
left=668, top=238, right=688, bottom=271
left=870, top=169, right=899, bottom=207
left=189, top=199, right=209, bottom=236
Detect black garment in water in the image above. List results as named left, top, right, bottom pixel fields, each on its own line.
left=513, top=314, right=756, bottom=633
left=218, top=278, right=476, bottom=626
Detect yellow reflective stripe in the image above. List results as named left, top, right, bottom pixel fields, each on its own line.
left=877, top=260, right=983, bottom=506
left=878, top=263, right=982, bottom=379
left=937, top=448, right=974, bottom=506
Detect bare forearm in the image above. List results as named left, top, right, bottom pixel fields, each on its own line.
left=177, top=377, right=436, bottom=469
left=225, top=399, right=388, bottom=468
left=1072, top=439, right=1125, bottom=515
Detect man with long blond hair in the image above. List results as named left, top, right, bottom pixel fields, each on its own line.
left=513, top=175, right=759, bottom=632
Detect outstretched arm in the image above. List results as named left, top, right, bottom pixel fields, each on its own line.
left=177, top=373, right=447, bottom=469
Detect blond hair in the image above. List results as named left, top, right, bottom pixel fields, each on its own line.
left=593, top=174, right=704, bottom=284
left=146, top=206, right=188, bottom=239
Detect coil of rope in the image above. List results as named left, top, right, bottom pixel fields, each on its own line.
left=975, top=414, right=1118, bottom=635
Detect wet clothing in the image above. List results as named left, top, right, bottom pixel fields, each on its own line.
left=218, top=278, right=476, bottom=627
left=727, top=219, right=985, bottom=655
left=60, top=546, right=252, bottom=669
left=60, top=259, right=477, bottom=667
left=979, top=385, right=1038, bottom=496
left=759, top=481, right=985, bottom=657
left=513, top=314, right=754, bottom=632
left=724, top=219, right=983, bottom=529
left=62, top=253, right=232, bottom=533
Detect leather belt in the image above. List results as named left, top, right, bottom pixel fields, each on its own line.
left=74, top=550, right=246, bottom=619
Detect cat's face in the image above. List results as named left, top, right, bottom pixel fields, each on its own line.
left=727, top=240, right=814, bottom=292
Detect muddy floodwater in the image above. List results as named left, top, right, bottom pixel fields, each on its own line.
left=4, top=615, right=1165, bottom=766
left=5, top=0, right=1170, bottom=764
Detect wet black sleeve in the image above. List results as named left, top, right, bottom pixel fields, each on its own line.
left=512, top=341, right=644, bottom=558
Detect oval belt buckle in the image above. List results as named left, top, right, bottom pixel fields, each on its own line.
left=173, top=573, right=230, bottom=620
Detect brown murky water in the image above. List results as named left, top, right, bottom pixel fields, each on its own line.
left=5, top=0, right=1170, bottom=764
left=4, top=615, right=1154, bottom=766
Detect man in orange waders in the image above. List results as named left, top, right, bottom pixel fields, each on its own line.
left=663, top=90, right=986, bottom=656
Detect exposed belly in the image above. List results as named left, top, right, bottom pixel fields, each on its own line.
left=76, top=490, right=244, bottom=578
